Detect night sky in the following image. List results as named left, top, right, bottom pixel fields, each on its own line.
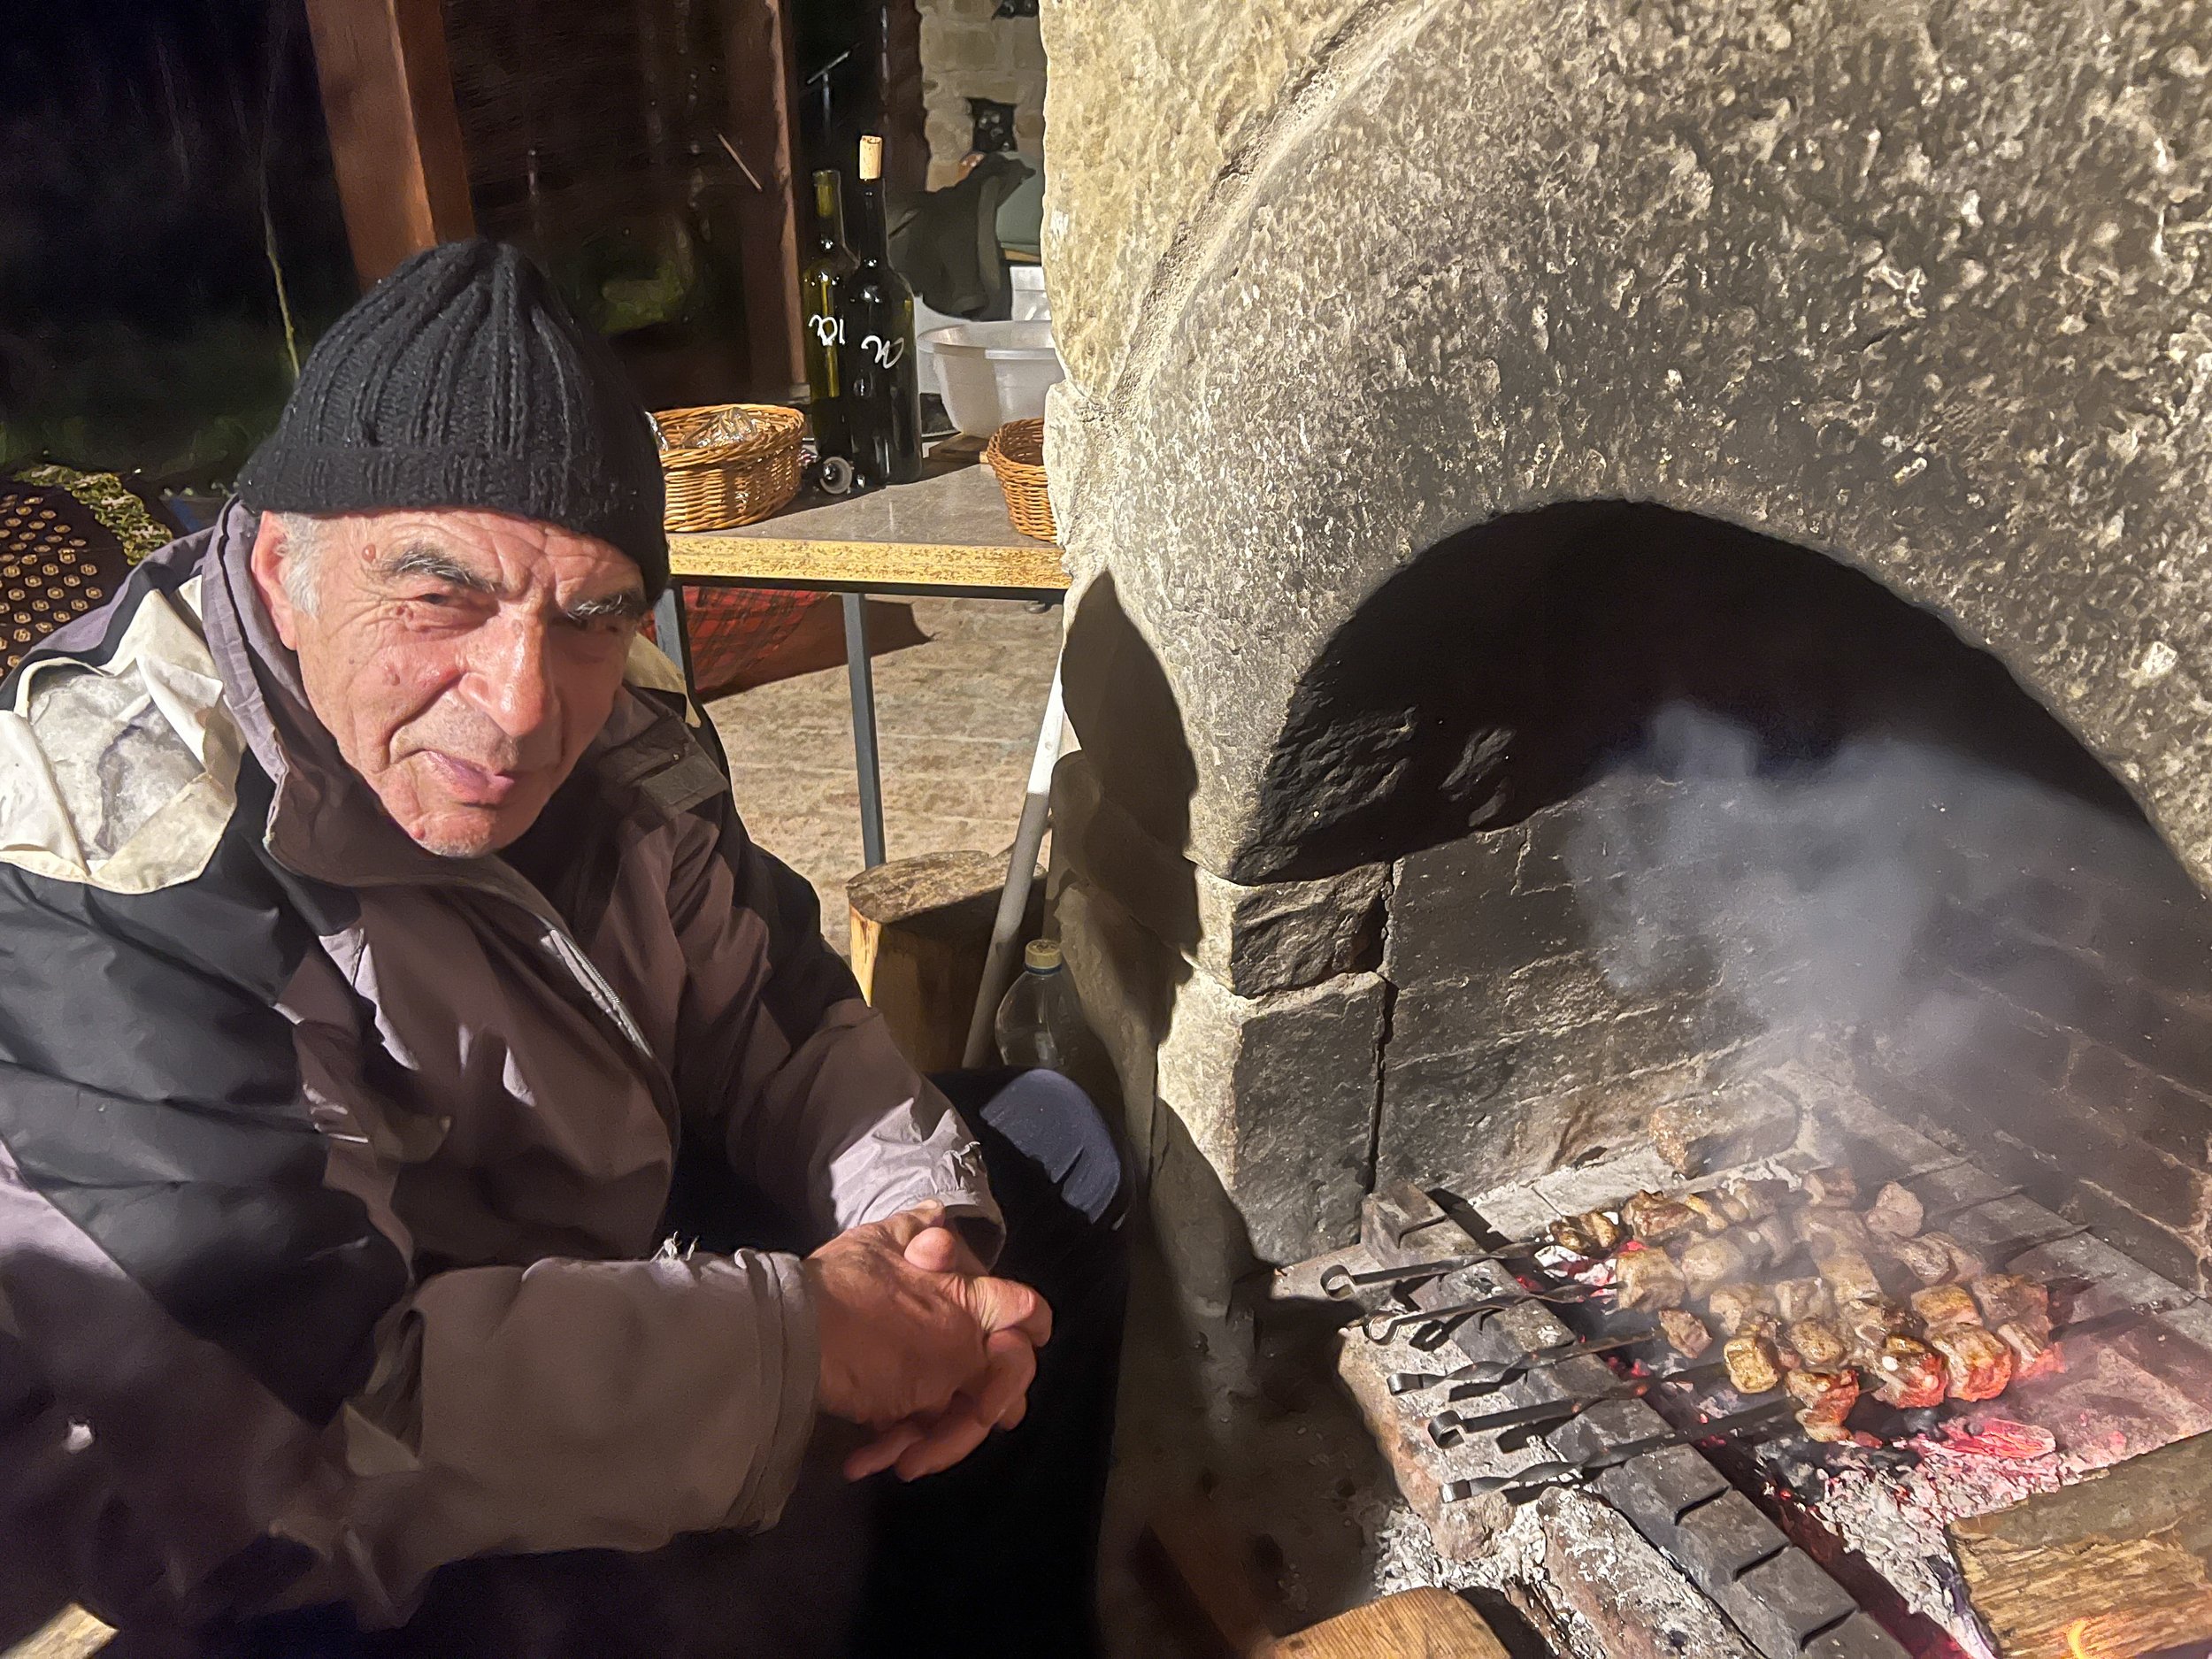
left=0, top=0, right=355, bottom=486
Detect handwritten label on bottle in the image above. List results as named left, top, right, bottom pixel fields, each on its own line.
left=810, top=313, right=845, bottom=348
left=861, top=333, right=906, bottom=370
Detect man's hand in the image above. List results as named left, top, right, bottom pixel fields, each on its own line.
left=805, top=1205, right=1052, bottom=1481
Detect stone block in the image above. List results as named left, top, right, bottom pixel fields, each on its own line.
left=1153, top=960, right=1386, bottom=1263
left=1385, top=835, right=1590, bottom=987
left=1052, top=751, right=1386, bottom=996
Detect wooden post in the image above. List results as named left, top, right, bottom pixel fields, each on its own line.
left=717, top=0, right=808, bottom=400
left=300, top=0, right=475, bottom=284
left=878, top=0, right=929, bottom=195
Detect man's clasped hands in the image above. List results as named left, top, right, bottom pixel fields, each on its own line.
left=804, top=1202, right=1053, bottom=1482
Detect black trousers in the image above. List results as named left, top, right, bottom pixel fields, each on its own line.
left=217, top=1069, right=1127, bottom=1659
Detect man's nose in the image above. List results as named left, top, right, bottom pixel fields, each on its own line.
left=462, top=617, right=558, bottom=754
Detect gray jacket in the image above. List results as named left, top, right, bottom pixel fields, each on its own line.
left=0, top=504, right=996, bottom=1634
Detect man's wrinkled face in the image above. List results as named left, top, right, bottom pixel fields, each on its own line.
left=250, top=509, right=647, bottom=857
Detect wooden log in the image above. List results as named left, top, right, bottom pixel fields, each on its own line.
left=1273, top=1588, right=1510, bottom=1659
left=4, top=1604, right=112, bottom=1659
left=300, top=0, right=476, bottom=284
left=849, top=850, right=1038, bottom=1074
left=1949, top=1430, right=2212, bottom=1658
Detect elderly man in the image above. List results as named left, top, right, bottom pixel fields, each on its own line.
left=0, top=242, right=1124, bottom=1658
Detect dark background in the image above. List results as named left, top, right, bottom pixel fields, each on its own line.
left=0, top=0, right=884, bottom=494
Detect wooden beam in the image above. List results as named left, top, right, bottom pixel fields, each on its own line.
left=1950, top=1431, right=2212, bottom=1658
left=878, top=0, right=929, bottom=196
left=718, top=0, right=808, bottom=400
left=301, top=0, right=475, bottom=284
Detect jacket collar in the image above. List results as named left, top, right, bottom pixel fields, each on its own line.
left=195, top=500, right=714, bottom=895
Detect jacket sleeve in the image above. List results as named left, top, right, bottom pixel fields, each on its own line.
left=664, top=794, right=1002, bottom=1253
left=0, top=856, right=818, bottom=1632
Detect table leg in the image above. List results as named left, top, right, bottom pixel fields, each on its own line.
left=842, top=592, right=887, bottom=868
left=652, top=587, right=694, bottom=694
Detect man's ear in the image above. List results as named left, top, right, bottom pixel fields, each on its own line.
left=249, top=515, right=302, bottom=651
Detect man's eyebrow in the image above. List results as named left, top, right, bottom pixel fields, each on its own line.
left=565, top=589, right=650, bottom=624
left=379, top=544, right=503, bottom=595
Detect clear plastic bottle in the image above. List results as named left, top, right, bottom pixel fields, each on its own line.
left=995, top=939, right=1103, bottom=1073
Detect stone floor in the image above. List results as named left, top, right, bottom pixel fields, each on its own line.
left=705, top=596, right=1064, bottom=952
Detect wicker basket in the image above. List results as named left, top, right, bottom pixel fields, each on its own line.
left=654, top=403, right=806, bottom=531
left=984, top=418, right=1056, bottom=541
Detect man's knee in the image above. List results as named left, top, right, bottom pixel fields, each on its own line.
left=932, top=1067, right=1126, bottom=1229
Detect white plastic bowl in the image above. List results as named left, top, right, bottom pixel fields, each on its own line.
left=920, top=321, right=1064, bottom=437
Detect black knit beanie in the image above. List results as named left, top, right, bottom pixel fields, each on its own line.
left=236, top=239, right=668, bottom=596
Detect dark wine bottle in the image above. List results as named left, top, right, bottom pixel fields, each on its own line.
left=836, top=134, right=923, bottom=488
left=800, top=169, right=859, bottom=464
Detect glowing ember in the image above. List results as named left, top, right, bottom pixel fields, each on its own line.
left=1912, top=1418, right=2059, bottom=1462
left=2063, top=1615, right=2118, bottom=1659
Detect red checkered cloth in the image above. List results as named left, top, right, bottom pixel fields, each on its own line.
left=669, top=581, right=823, bottom=699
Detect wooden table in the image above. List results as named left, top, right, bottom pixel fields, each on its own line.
left=658, top=453, right=1069, bottom=869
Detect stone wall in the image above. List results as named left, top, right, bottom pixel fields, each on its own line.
left=1039, top=0, right=2212, bottom=1310
left=918, top=0, right=1045, bottom=188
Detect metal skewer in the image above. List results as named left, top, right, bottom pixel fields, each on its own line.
left=1359, top=1280, right=1603, bottom=1344
left=1439, top=1399, right=1797, bottom=1505
left=1387, top=1325, right=1659, bottom=1395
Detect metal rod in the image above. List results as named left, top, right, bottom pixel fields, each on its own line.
left=960, top=651, right=1064, bottom=1069
left=1322, top=1249, right=1538, bottom=1299
left=841, top=593, right=886, bottom=869
left=1359, top=1281, right=1601, bottom=1343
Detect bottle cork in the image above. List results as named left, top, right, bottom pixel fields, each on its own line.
left=858, top=135, right=884, bottom=181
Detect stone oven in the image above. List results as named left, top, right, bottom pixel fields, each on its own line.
left=1038, top=0, right=2212, bottom=1650
left=1040, top=0, right=2212, bottom=1310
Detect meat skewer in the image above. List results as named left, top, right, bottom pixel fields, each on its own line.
left=1724, top=1332, right=1784, bottom=1394
left=1868, top=1333, right=1947, bottom=1408
left=1908, top=1283, right=1981, bottom=1329
left=1622, top=1191, right=1705, bottom=1246
left=1658, top=1308, right=1714, bottom=1360
left=1926, top=1323, right=2015, bottom=1402
left=1786, top=1317, right=1849, bottom=1369
left=1614, top=1245, right=1690, bottom=1311
left=1786, top=1366, right=1861, bottom=1442
left=1707, top=1282, right=1781, bottom=1336
left=1863, top=1180, right=1926, bottom=1240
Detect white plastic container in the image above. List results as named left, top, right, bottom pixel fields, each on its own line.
left=920, top=321, right=1064, bottom=437
left=1009, top=264, right=1050, bottom=321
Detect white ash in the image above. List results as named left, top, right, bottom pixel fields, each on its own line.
left=1809, top=1451, right=2062, bottom=1654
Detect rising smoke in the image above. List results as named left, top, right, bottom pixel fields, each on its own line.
left=1562, top=701, right=2193, bottom=1073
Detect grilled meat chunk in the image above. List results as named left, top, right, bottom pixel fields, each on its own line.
left=1887, top=1234, right=1956, bottom=1286
left=1623, top=1191, right=1703, bottom=1245
left=1658, top=1308, right=1714, bottom=1360
left=1927, top=1231, right=1987, bottom=1280
left=1786, top=1367, right=1861, bottom=1442
left=1864, top=1181, right=1925, bottom=1240
left=1724, top=1333, right=1784, bottom=1394
left=1970, top=1274, right=2057, bottom=1376
left=1717, top=1178, right=1788, bottom=1225
left=1614, top=1245, right=1689, bottom=1311
left=1929, top=1323, right=2015, bottom=1402
left=1797, top=1206, right=1873, bottom=1257
left=1679, top=1191, right=1732, bottom=1235
left=1549, top=1209, right=1624, bottom=1257
left=1801, top=1167, right=1860, bottom=1206
left=1681, top=1234, right=1752, bottom=1299
left=1707, top=1282, right=1781, bottom=1336
left=1816, top=1248, right=1885, bottom=1306
left=1995, top=1321, right=2064, bottom=1380
left=1786, top=1317, right=1849, bottom=1369
left=1772, top=1277, right=1833, bottom=1324
left=1869, top=1334, right=1947, bottom=1408
left=1840, top=1297, right=1918, bottom=1363
left=1969, top=1273, right=2051, bottom=1335
left=1909, top=1284, right=1982, bottom=1330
